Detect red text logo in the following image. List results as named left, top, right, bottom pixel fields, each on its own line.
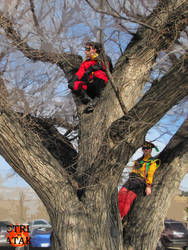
left=7, top=224, right=31, bottom=247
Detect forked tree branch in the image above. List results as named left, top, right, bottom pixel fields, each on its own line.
left=0, top=109, right=79, bottom=216
left=77, top=0, right=188, bottom=175
left=86, top=53, right=188, bottom=186
left=0, top=12, right=82, bottom=81
left=110, top=53, right=188, bottom=145
left=0, top=74, right=78, bottom=171
left=114, top=0, right=188, bottom=72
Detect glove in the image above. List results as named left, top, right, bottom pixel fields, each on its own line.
left=91, top=63, right=104, bottom=71
left=68, top=75, right=79, bottom=90
left=68, top=81, right=74, bottom=90
left=85, top=64, right=103, bottom=75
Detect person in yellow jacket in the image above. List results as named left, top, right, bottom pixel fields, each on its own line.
left=118, top=141, right=161, bottom=223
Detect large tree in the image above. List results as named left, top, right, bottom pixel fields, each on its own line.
left=0, top=0, right=188, bottom=249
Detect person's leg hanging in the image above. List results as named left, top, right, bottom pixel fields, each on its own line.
left=72, top=81, right=91, bottom=104
left=121, top=190, right=137, bottom=219
left=84, top=78, right=105, bottom=112
left=118, top=187, right=129, bottom=220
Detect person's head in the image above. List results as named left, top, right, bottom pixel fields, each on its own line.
left=142, top=141, right=156, bottom=156
left=94, top=42, right=103, bottom=55
left=84, top=41, right=96, bottom=58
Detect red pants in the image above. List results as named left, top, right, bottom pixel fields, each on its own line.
left=118, top=187, right=137, bottom=219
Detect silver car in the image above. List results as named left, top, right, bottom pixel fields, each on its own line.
left=29, top=219, right=51, bottom=234
left=0, top=220, right=11, bottom=247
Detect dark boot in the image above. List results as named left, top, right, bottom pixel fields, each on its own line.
left=84, top=97, right=100, bottom=113
left=80, top=89, right=92, bottom=104
left=72, top=89, right=92, bottom=104
left=88, top=97, right=100, bottom=107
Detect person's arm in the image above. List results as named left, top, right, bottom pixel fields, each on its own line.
left=145, top=186, right=152, bottom=196
left=68, top=62, right=87, bottom=90
left=75, top=62, right=86, bottom=80
left=145, top=160, right=160, bottom=195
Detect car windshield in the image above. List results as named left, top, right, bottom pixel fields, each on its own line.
left=0, top=221, right=10, bottom=227
left=33, top=220, right=48, bottom=225
left=0, top=221, right=10, bottom=230
left=165, top=222, right=187, bottom=233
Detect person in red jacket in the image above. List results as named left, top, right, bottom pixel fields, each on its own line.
left=118, top=141, right=160, bottom=225
left=68, top=41, right=113, bottom=111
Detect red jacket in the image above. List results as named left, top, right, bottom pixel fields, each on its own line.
left=75, top=58, right=109, bottom=83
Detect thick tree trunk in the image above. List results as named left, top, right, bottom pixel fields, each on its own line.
left=49, top=188, right=123, bottom=250
left=0, top=1, right=187, bottom=249
left=0, top=110, right=123, bottom=250
left=1, top=109, right=187, bottom=250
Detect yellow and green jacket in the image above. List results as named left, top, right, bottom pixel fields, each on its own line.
left=132, top=155, right=161, bottom=187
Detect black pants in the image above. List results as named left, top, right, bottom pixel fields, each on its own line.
left=86, top=78, right=106, bottom=99
left=123, top=173, right=146, bottom=196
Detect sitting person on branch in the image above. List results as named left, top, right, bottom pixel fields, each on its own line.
left=68, top=41, right=113, bottom=111
left=118, top=141, right=161, bottom=224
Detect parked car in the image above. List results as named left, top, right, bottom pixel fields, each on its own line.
left=0, top=220, right=10, bottom=247
left=29, top=226, right=52, bottom=248
left=29, top=219, right=51, bottom=234
left=158, top=219, right=188, bottom=249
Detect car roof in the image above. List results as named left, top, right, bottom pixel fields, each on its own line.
left=164, top=219, right=188, bottom=233
left=0, top=221, right=10, bottom=225
left=165, top=219, right=185, bottom=224
left=31, top=219, right=48, bottom=223
left=30, top=219, right=50, bottom=225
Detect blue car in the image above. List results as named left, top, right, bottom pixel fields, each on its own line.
left=30, top=226, right=52, bottom=248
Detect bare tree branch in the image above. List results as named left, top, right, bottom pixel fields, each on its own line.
left=83, top=53, right=188, bottom=186
left=0, top=12, right=82, bottom=81
left=41, top=116, right=76, bottom=132
left=29, top=0, right=44, bottom=38
left=84, top=0, right=156, bottom=30
left=0, top=76, right=8, bottom=109
left=114, top=0, right=188, bottom=71
left=0, top=71, right=77, bottom=171
left=0, top=1, right=187, bottom=248
left=160, top=118, right=188, bottom=164
left=77, top=0, right=188, bottom=174
left=110, top=53, right=188, bottom=145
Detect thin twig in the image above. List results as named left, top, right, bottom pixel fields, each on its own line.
left=101, top=45, right=128, bottom=115
left=84, top=0, right=156, bottom=30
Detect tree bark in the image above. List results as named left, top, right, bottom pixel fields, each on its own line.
left=77, top=0, right=188, bottom=175
left=0, top=1, right=187, bottom=249
left=50, top=188, right=123, bottom=250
